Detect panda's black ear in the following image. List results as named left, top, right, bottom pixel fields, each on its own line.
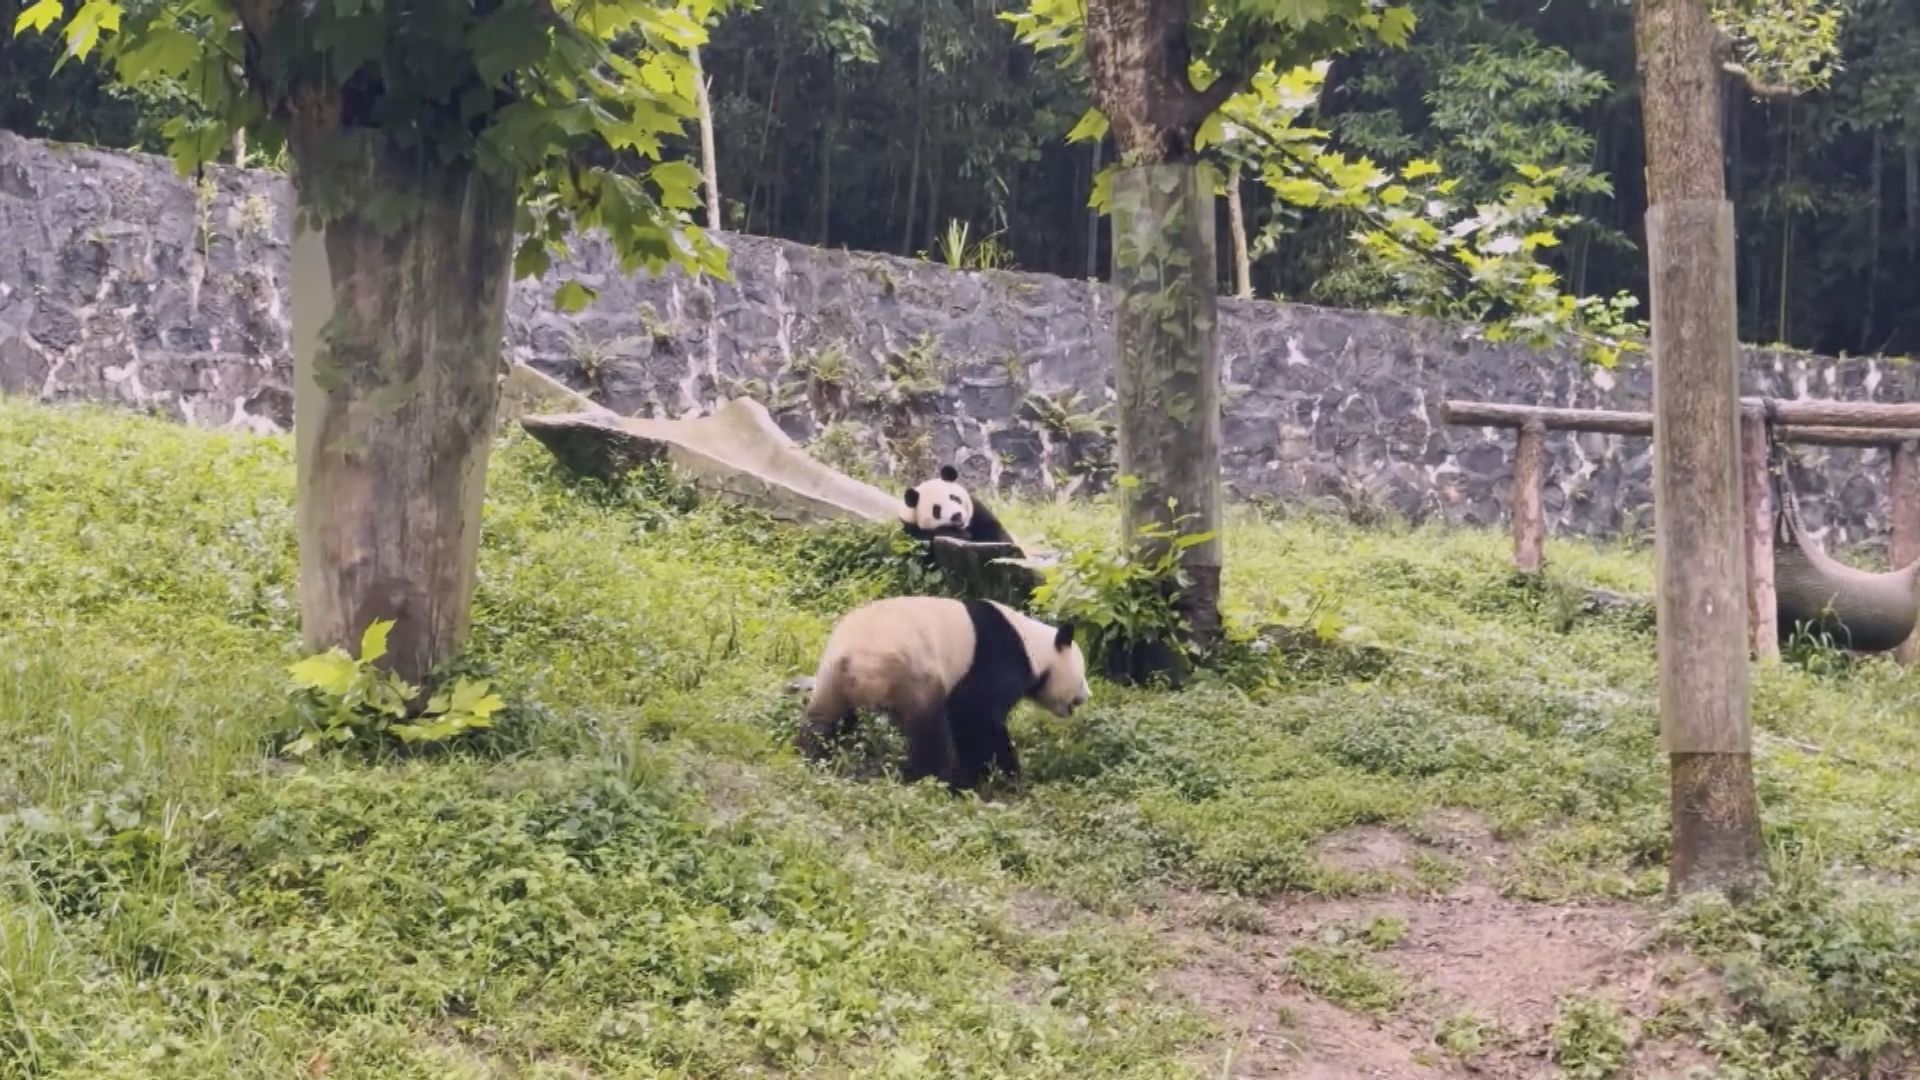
left=940, top=464, right=960, bottom=482
left=1054, top=621, right=1076, bottom=649
left=903, top=488, right=921, bottom=507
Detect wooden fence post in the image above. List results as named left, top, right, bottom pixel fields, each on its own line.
left=1512, top=420, right=1548, bottom=575
left=1740, top=408, right=1779, bottom=662
left=1892, top=441, right=1920, bottom=666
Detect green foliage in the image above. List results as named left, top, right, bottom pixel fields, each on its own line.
left=284, top=619, right=507, bottom=755
left=1285, top=917, right=1409, bottom=1016
left=1674, top=862, right=1920, bottom=1079
left=1714, top=0, right=1845, bottom=94
left=1550, top=993, right=1633, bottom=1078
left=1005, top=0, right=1414, bottom=88
left=1434, top=1010, right=1501, bottom=1061
left=1207, top=64, right=1644, bottom=367
left=932, top=218, right=1016, bottom=270
left=1017, top=509, right=1217, bottom=678
left=12, top=0, right=732, bottom=306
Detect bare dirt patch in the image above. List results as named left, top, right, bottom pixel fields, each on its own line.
left=1155, top=818, right=1719, bottom=1079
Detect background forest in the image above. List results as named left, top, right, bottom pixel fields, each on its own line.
left=2, top=0, right=1910, bottom=358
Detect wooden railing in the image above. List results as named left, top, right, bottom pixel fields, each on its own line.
left=1440, top=399, right=1920, bottom=663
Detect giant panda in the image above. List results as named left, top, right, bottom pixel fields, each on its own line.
left=795, top=596, right=1089, bottom=792
left=900, top=465, right=1017, bottom=547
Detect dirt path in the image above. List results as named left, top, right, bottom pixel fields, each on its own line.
left=1148, top=814, right=1722, bottom=1078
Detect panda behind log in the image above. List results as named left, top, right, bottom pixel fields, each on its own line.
left=796, top=596, right=1089, bottom=791
left=900, top=465, right=1016, bottom=547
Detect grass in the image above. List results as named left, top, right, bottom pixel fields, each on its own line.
left=1, top=396, right=1919, bottom=1077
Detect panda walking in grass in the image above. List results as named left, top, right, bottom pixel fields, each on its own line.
left=794, top=595, right=1089, bottom=793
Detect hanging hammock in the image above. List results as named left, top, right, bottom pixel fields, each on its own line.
left=1765, top=401, right=1920, bottom=652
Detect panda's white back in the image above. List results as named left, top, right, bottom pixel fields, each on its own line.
left=810, top=597, right=977, bottom=713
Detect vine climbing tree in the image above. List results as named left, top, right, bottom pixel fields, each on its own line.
left=15, top=0, right=729, bottom=687
left=1008, top=0, right=1414, bottom=677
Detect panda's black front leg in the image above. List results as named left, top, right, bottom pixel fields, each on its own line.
left=945, top=701, right=1015, bottom=793
left=983, top=720, right=1020, bottom=781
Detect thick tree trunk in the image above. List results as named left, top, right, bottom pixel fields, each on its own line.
left=1109, top=164, right=1224, bottom=681
left=692, top=45, right=722, bottom=230
left=1636, top=0, right=1767, bottom=901
left=1083, top=0, right=1231, bottom=680
left=288, top=128, right=516, bottom=689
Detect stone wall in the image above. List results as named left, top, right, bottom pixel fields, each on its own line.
left=4, top=129, right=1914, bottom=549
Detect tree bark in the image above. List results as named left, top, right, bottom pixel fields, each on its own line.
left=1636, top=0, right=1767, bottom=901
left=288, top=127, right=516, bottom=689
left=1085, top=138, right=1103, bottom=279
left=1081, top=0, right=1233, bottom=679
left=1740, top=410, right=1778, bottom=662
left=1906, top=143, right=1918, bottom=256
left=692, top=45, right=722, bottom=230
left=1083, top=0, right=1227, bottom=164
left=1225, top=163, right=1252, bottom=298
left=1892, top=441, right=1920, bottom=665
left=1110, top=164, right=1223, bottom=680
left=1511, top=420, right=1547, bottom=575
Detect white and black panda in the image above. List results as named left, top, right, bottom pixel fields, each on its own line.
left=900, top=465, right=1017, bottom=547
left=795, top=596, right=1090, bottom=791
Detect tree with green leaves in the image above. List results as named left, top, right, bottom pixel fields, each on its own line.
left=15, top=0, right=729, bottom=686
left=1007, top=0, right=1413, bottom=676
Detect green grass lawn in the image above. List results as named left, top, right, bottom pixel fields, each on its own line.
left=2, top=397, right=1917, bottom=1079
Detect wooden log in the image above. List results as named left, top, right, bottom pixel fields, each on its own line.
left=1512, top=420, right=1548, bottom=574
left=1893, top=441, right=1920, bottom=665
left=1740, top=409, right=1779, bottom=662
left=1785, top=425, right=1914, bottom=449
left=1442, top=400, right=1653, bottom=435
left=1443, top=399, right=1920, bottom=443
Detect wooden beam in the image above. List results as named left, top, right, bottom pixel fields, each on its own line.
left=1740, top=409, right=1779, bottom=662
left=1442, top=400, right=1653, bottom=435
left=1786, top=425, right=1915, bottom=449
left=1443, top=399, right=1920, bottom=441
left=1512, top=419, right=1548, bottom=574
left=1893, top=441, right=1920, bottom=666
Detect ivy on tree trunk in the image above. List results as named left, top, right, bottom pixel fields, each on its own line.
left=290, top=128, right=517, bottom=689
left=1082, top=0, right=1229, bottom=678
left=1109, top=164, right=1224, bottom=679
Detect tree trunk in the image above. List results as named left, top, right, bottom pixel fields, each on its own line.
left=1635, top=0, right=1767, bottom=901
left=692, top=44, right=722, bottom=230
left=232, top=127, right=247, bottom=166
left=1776, top=104, right=1793, bottom=345
left=901, top=13, right=926, bottom=256
left=817, top=56, right=837, bottom=245
left=1109, top=164, right=1223, bottom=681
left=1906, top=142, right=1918, bottom=256
left=287, top=128, right=516, bottom=689
left=1863, top=131, right=1881, bottom=352
left=1085, top=138, right=1104, bottom=279
left=1082, top=0, right=1231, bottom=680
left=1225, top=162, right=1252, bottom=298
